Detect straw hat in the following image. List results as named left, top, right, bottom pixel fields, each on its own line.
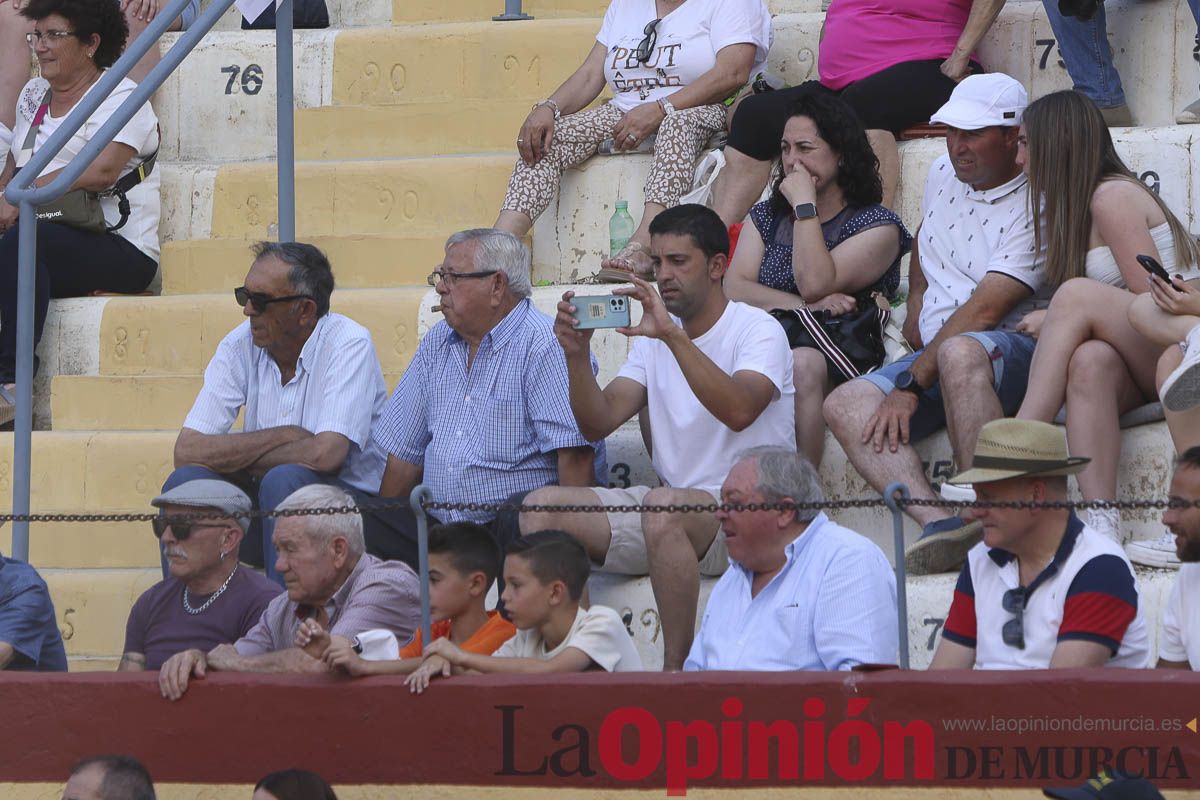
left=948, top=418, right=1090, bottom=485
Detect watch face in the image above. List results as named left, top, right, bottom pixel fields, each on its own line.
left=794, top=202, right=817, bottom=220
left=896, top=371, right=915, bottom=390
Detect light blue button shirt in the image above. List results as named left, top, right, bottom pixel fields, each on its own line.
left=183, top=313, right=388, bottom=493
left=684, top=513, right=898, bottom=671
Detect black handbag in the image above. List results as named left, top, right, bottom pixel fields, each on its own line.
left=242, top=0, right=329, bottom=29
left=770, top=293, right=891, bottom=386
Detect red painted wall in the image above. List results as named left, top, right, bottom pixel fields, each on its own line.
left=1, top=670, right=1197, bottom=794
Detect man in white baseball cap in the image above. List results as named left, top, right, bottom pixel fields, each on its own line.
left=826, top=73, right=1054, bottom=576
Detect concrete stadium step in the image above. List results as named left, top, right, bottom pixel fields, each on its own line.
left=394, top=0, right=822, bottom=25
left=201, top=0, right=391, bottom=30
left=92, top=288, right=427, bottom=377
left=40, top=568, right=160, bottom=660
left=159, top=235, right=442, bottom=295
left=532, top=125, right=1200, bottom=281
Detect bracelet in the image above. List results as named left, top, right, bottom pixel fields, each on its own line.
left=657, top=97, right=676, bottom=116
left=533, top=98, right=561, bottom=120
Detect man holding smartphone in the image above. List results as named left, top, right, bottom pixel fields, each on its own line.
left=522, top=203, right=795, bottom=672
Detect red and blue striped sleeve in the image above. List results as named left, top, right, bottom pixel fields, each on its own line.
left=1059, top=554, right=1138, bottom=653
left=942, top=561, right=977, bottom=648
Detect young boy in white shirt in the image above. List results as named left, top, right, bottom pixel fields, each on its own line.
left=407, top=530, right=642, bottom=692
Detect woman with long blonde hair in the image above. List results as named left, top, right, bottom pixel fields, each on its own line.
left=1014, top=90, right=1200, bottom=556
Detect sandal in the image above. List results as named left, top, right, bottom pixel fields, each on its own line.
left=595, top=240, right=655, bottom=284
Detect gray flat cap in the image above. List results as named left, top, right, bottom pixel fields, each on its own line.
left=152, top=479, right=253, bottom=532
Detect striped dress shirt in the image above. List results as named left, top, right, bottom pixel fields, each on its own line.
left=183, top=313, right=388, bottom=493
left=373, top=299, right=602, bottom=522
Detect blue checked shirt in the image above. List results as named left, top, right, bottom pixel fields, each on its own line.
left=373, top=299, right=603, bottom=522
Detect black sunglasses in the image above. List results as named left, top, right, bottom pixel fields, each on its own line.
left=427, top=269, right=499, bottom=287
left=1001, top=587, right=1027, bottom=649
left=152, top=516, right=227, bottom=541
left=636, top=18, right=661, bottom=64
left=234, top=286, right=313, bottom=313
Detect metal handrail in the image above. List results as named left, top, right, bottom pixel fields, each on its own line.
left=494, top=0, right=532, bottom=21
left=3, top=0, right=297, bottom=561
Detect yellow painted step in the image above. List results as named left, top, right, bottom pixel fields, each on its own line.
left=160, top=236, right=444, bottom=295
left=1, top=519, right=159, bottom=570
left=51, top=372, right=404, bottom=431
left=297, top=101, right=531, bottom=159
left=42, top=568, right=161, bottom=658
left=209, top=156, right=512, bottom=238
left=96, top=289, right=429, bottom=376
left=394, top=0, right=609, bottom=24
left=333, top=20, right=597, bottom=106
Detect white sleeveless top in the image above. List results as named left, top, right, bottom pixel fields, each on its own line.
left=1084, top=222, right=1200, bottom=287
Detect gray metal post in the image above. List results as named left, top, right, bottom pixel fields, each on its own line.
left=9, top=206, right=37, bottom=561
left=494, top=0, right=532, bottom=21
left=883, top=481, right=911, bottom=669
left=409, top=485, right=434, bottom=645
left=276, top=0, right=296, bottom=242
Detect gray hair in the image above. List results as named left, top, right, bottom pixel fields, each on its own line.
left=445, top=229, right=532, bottom=299
left=275, top=485, right=364, bottom=556
left=736, top=446, right=824, bottom=524
left=252, top=241, right=335, bottom=318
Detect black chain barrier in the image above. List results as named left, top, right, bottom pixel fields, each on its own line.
left=0, top=495, right=1198, bottom=525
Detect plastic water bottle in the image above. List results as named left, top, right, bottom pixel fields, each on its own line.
left=609, top=200, right=636, bottom=257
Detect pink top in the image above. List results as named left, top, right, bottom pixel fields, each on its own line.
left=818, top=0, right=973, bottom=91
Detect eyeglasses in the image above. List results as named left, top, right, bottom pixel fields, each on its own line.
left=635, top=18, right=661, bottom=64
left=1001, top=587, right=1027, bottom=649
left=234, top=286, right=313, bottom=312
left=26, top=30, right=77, bottom=47
left=152, top=517, right=228, bottom=541
left=427, top=269, right=499, bottom=287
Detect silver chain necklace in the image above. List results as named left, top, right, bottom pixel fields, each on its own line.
left=182, top=563, right=239, bottom=615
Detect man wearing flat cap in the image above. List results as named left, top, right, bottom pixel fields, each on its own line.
left=118, top=479, right=281, bottom=671
left=929, top=419, right=1149, bottom=670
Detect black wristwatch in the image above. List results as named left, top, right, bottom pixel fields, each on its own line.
left=894, top=369, right=924, bottom=395
left=793, top=202, right=817, bottom=221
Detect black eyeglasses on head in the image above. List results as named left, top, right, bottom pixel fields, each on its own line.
left=1001, top=587, right=1027, bottom=649
left=427, top=269, right=499, bottom=287
left=636, top=18, right=661, bottom=64
left=152, top=516, right=227, bottom=541
left=234, top=286, right=313, bottom=313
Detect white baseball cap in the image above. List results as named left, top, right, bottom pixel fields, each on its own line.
left=930, top=73, right=1028, bottom=130
left=352, top=629, right=401, bottom=661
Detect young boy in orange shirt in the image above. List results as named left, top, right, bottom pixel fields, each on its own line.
left=406, top=530, right=642, bottom=692
left=295, top=522, right=514, bottom=674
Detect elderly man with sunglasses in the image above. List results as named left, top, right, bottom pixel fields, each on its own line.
left=119, top=480, right=280, bottom=672
left=162, top=241, right=389, bottom=585
left=367, top=228, right=601, bottom=565
left=929, top=419, right=1149, bottom=670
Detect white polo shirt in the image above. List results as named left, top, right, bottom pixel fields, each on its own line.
left=941, top=514, right=1149, bottom=670
left=916, top=154, right=1049, bottom=345
left=1159, top=563, right=1200, bottom=669
left=183, top=313, right=389, bottom=493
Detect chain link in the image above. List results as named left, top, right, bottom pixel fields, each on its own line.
left=0, top=494, right=1197, bottom=525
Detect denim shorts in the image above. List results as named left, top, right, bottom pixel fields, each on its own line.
left=859, top=330, right=1037, bottom=443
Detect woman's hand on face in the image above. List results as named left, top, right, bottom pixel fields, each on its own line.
left=807, top=292, right=856, bottom=316
left=1015, top=308, right=1047, bottom=339
left=779, top=163, right=817, bottom=207
left=517, top=105, right=556, bottom=165
left=1148, top=274, right=1200, bottom=317
left=611, top=102, right=666, bottom=152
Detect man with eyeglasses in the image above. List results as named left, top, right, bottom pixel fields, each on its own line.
left=164, top=241, right=389, bottom=585
left=119, top=479, right=280, bottom=672
left=1156, top=447, right=1200, bottom=671
left=929, top=419, right=1149, bottom=670
left=368, top=228, right=601, bottom=567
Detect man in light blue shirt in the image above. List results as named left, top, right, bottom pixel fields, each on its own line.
left=165, top=241, right=389, bottom=584
left=685, top=446, right=898, bottom=672
left=0, top=554, right=67, bottom=672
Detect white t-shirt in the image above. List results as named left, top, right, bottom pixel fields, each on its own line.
left=9, top=76, right=160, bottom=262
left=617, top=299, right=795, bottom=495
left=597, top=0, right=771, bottom=113
left=0, top=121, right=11, bottom=155
left=1160, top=562, right=1200, bottom=669
left=916, top=155, right=1048, bottom=345
left=493, top=605, right=643, bottom=672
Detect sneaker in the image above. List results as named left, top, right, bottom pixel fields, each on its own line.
left=904, top=516, right=984, bottom=576
left=1126, top=532, right=1180, bottom=570
left=1100, top=104, right=1133, bottom=127
left=939, top=482, right=976, bottom=504
left=1159, top=323, right=1200, bottom=413
left=1177, top=98, right=1200, bottom=125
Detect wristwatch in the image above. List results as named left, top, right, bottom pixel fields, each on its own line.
left=894, top=369, right=924, bottom=395
left=793, top=202, right=817, bottom=221
left=657, top=97, right=677, bottom=116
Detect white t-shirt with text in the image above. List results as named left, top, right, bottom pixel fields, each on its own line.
left=617, top=299, right=795, bottom=495
left=597, top=0, right=771, bottom=113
